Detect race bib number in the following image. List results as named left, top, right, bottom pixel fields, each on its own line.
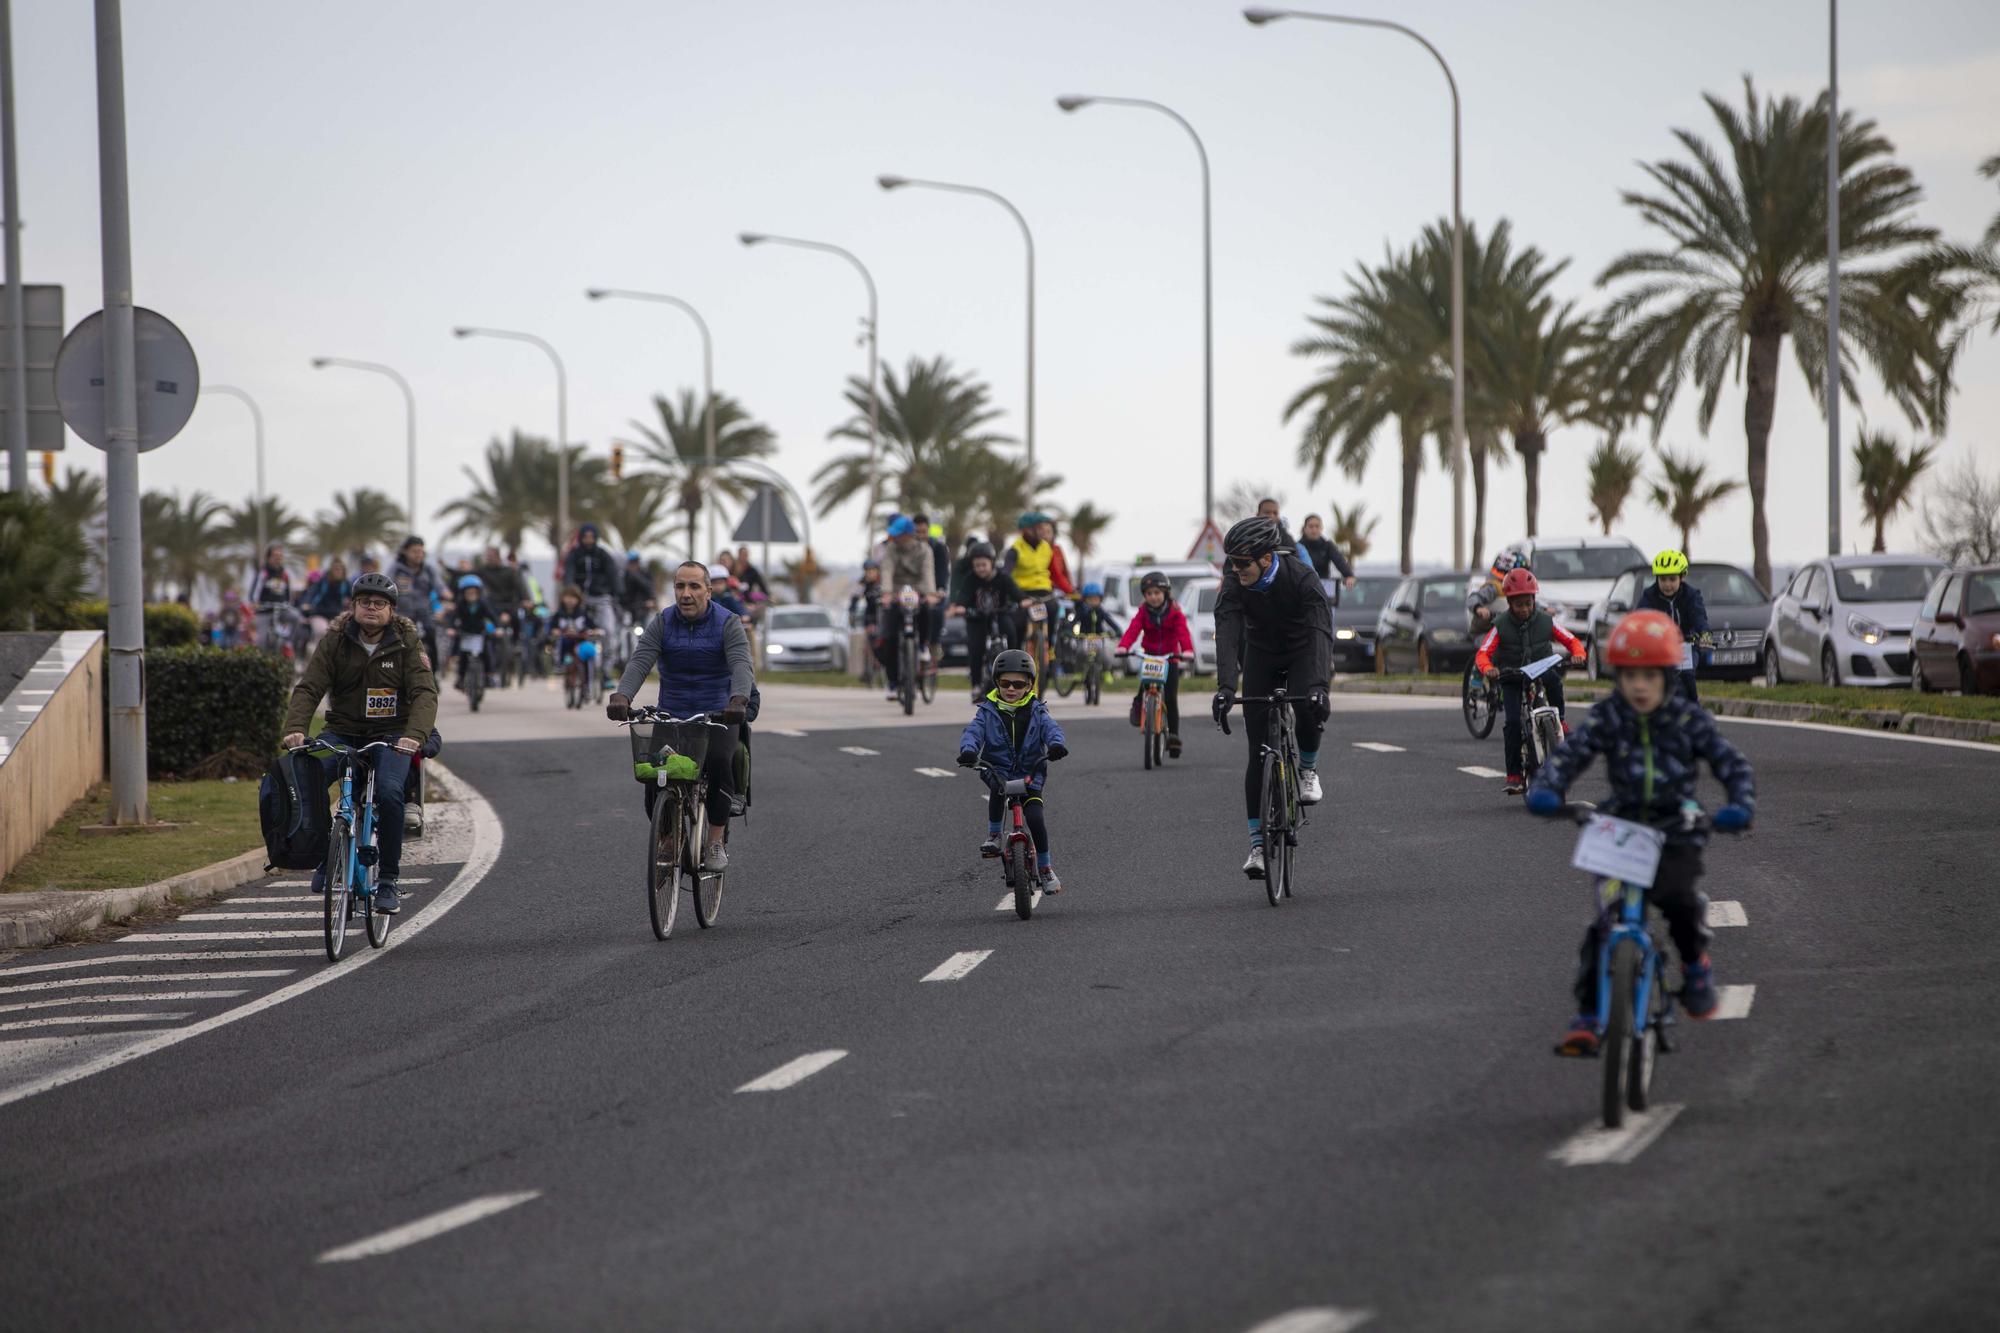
left=460, top=635, right=485, bottom=656
left=1571, top=814, right=1666, bottom=888
left=365, top=688, right=399, bottom=720
left=1139, top=655, right=1170, bottom=682
left=1027, top=602, right=1048, bottom=624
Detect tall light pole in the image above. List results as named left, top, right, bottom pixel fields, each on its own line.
left=1246, top=6, right=1467, bottom=570
left=877, top=175, right=1036, bottom=468
left=1056, top=94, right=1213, bottom=530
left=200, top=385, right=266, bottom=557
left=2, top=0, right=27, bottom=494
left=586, top=287, right=717, bottom=555
left=1826, top=0, right=1842, bottom=556
left=739, top=232, right=879, bottom=533
left=454, top=326, right=568, bottom=545
left=311, top=357, right=417, bottom=535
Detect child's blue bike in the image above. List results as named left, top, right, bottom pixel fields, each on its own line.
left=293, top=737, right=397, bottom=961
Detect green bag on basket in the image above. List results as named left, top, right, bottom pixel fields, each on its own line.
left=634, top=753, right=701, bottom=784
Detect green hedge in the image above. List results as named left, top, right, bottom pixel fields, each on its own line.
left=143, top=647, right=292, bottom=777
left=63, top=600, right=203, bottom=648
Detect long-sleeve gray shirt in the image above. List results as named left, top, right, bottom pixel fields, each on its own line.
left=617, top=606, right=756, bottom=704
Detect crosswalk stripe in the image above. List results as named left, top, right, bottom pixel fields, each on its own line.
left=0, top=1013, right=191, bottom=1033
left=0, top=990, right=250, bottom=1016
left=0, top=971, right=293, bottom=996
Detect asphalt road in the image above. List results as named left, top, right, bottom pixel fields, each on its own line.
left=1, top=691, right=1996, bottom=1332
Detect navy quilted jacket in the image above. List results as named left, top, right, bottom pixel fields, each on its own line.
left=1530, top=691, right=1754, bottom=845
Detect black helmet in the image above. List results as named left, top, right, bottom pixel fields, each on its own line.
left=352, top=571, right=400, bottom=605
left=967, top=542, right=996, bottom=562
left=1139, top=569, right=1172, bottom=593
left=989, top=648, right=1036, bottom=683
left=1223, top=515, right=1281, bottom=558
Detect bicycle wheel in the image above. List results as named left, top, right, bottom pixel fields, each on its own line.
left=1142, top=692, right=1156, bottom=770
left=467, top=664, right=484, bottom=712
left=1628, top=954, right=1664, bottom=1113
left=323, top=830, right=351, bottom=962
left=1602, top=938, right=1641, bottom=1128
left=1008, top=838, right=1035, bottom=920
left=1260, top=754, right=1290, bottom=907
left=1534, top=711, right=1563, bottom=779
left=693, top=806, right=723, bottom=929
left=365, top=858, right=392, bottom=949
left=899, top=637, right=916, bottom=715
left=1053, top=641, right=1079, bottom=697
left=1084, top=661, right=1100, bottom=706
left=1462, top=660, right=1496, bottom=739
left=918, top=652, right=938, bottom=706
left=647, top=791, right=681, bottom=940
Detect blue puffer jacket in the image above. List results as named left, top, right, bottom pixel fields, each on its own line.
left=958, top=693, right=1065, bottom=789
left=1530, top=691, right=1754, bottom=846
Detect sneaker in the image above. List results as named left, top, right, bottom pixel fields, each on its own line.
left=374, top=881, right=402, bottom=915
left=1504, top=774, right=1526, bottom=795
left=1040, top=870, right=1063, bottom=895
left=1681, top=955, right=1719, bottom=1019
left=1553, top=1016, right=1600, bottom=1057
left=979, top=836, right=1001, bottom=859
left=1299, top=769, right=1324, bottom=804
left=1128, top=697, right=1142, bottom=727
left=1242, top=847, right=1266, bottom=879
left=701, top=840, right=729, bottom=872
left=1166, top=732, right=1182, bottom=758
left=885, top=688, right=900, bottom=702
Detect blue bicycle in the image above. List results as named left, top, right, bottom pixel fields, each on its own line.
left=294, top=737, right=396, bottom=960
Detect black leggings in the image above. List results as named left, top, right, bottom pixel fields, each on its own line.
left=1240, top=653, right=1325, bottom=818
left=965, top=614, right=1018, bottom=690
left=642, top=724, right=739, bottom=830
left=1571, top=842, right=1712, bottom=1011
left=988, top=791, right=1050, bottom=859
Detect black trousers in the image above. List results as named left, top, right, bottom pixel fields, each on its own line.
left=987, top=790, right=1050, bottom=858
left=965, top=613, right=1018, bottom=690
left=1134, top=661, right=1182, bottom=734
left=1571, top=842, right=1712, bottom=1012
left=1500, top=675, right=1568, bottom=777
left=1240, top=652, right=1325, bottom=818
left=641, top=724, right=739, bottom=830
left=878, top=603, right=932, bottom=687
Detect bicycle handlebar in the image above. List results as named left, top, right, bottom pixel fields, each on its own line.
left=288, top=738, right=395, bottom=757
left=1564, top=803, right=1722, bottom=835
left=615, top=705, right=728, bottom=729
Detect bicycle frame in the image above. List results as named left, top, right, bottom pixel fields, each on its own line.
left=1592, top=879, right=1672, bottom=1037
left=304, top=738, right=392, bottom=904
left=975, top=764, right=1041, bottom=886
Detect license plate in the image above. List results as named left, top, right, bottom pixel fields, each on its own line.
left=1709, top=649, right=1755, bottom=665
left=1571, top=814, right=1665, bottom=888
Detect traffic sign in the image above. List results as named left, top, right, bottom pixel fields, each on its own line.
left=54, top=307, right=200, bottom=452
left=1188, top=518, right=1225, bottom=564
left=731, top=483, right=800, bottom=544
left=0, top=284, right=65, bottom=451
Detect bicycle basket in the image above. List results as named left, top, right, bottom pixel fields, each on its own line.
left=630, top=719, right=711, bottom=784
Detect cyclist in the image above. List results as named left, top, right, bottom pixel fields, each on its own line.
left=619, top=551, right=656, bottom=623
left=948, top=542, right=1026, bottom=700
left=447, top=574, right=497, bottom=691
left=389, top=535, right=447, bottom=664
left=1475, top=567, right=1586, bottom=795
left=1466, top=547, right=1529, bottom=632
left=606, top=559, right=755, bottom=872
left=1003, top=511, right=1065, bottom=663
left=563, top=522, right=624, bottom=656
left=1062, top=581, right=1122, bottom=692
left=1637, top=548, right=1709, bottom=702
left=1528, top=610, right=1756, bottom=1053
left=1210, top=516, right=1335, bottom=877
left=849, top=559, right=885, bottom=638
left=249, top=543, right=298, bottom=653
left=279, top=572, right=438, bottom=915
left=1296, top=513, right=1358, bottom=584
left=1116, top=570, right=1194, bottom=756
left=955, top=648, right=1069, bottom=893
left=306, top=557, right=352, bottom=632
left=878, top=515, right=939, bottom=699
left=708, top=563, right=749, bottom=617
left=549, top=584, right=599, bottom=679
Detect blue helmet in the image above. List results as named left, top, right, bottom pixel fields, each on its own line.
left=887, top=516, right=916, bottom=538
left=1081, top=582, right=1103, bottom=597
left=458, top=573, right=484, bottom=590
left=626, top=550, right=642, bottom=563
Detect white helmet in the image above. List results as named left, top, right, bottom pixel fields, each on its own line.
left=706, top=563, right=731, bottom=581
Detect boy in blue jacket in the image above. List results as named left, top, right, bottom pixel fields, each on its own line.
left=956, top=648, right=1069, bottom=892
left=1528, top=611, right=1755, bottom=1056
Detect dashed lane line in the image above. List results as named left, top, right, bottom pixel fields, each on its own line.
left=0, top=990, right=250, bottom=1016
left=119, top=930, right=323, bottom=942
left=1712, top=984, right=1756, bottom=1019
left=317, top=1192, right=542, bottom=1264
left=0, top=951, right=322, bottom=975
left=914, top=767, right=957, bottom=778
left=838, top=746, right=880, bottom=756
left=766, top=728, right=808, bottom=738
left=1709, top=900, right=1748, bottom=927
left=1351, top=742, right=1406, bottom=753
left=0, top=1012, right=192, bottom=1033
left=920, top=951, right=992, bottom=982
left=1458, top=765, right=1506, bottom=779
left=1243, top=1309, right=1376, bottom=1333
left=0, top=971, right=293, bottom=995
left=994, top=891, right=1044, bottom=913
left=736, top=1050, right=848, bottom=1093
left=1550, top=1103, right=1685, bottom=1166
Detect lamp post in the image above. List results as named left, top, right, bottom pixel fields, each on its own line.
left=877, top=175, right=1036, bottom=468
left=1056, top=94, right=1213, bottom=529
left=738, top=232, right=880, bottom=533
left=586, top=287, right=717, bottom=555
left=2, top=0, right=27, bottom=494
left=200, top=384, right=266, bottom=556
left=1245, top=6, right=1467, bottom=570
left=310, top=357, right=417, bottom=534
left=1826, top=0, right=1841, bottom=556
left=453, top=326, right=568, bottom=544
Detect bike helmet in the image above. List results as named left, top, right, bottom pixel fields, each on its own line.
left=706, top=563, right=731, bottom=581
left=626, top=550, right=643, bottom=563
left=862, top=559, right=880, bottom=571
left=1017, top=510, right=1048, bottom=530
left=1604, top=610, right=1683, bottom=668
left=1223, top=515, right=1281, bottom=558
left=966, top=542, right=995, bottom=562
left=351, top=572, right=400, bottom=605
left=989, top=648, right=1036, bottom=683
left=1651, top=548, right=1690, bottom=577
left=1500, top=567, right=1539, bottom=597
left=887, top=516, right=916, bottom=538
left=1081, top=582, right=1103, bottom=597
left=458, top=573, right=484, bottom=590
left=1489, top=548, right=1526, bottom=578
left=1139, top=570, right=1172, bottom=593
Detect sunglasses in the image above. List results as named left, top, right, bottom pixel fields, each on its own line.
left=1227, top=556, right=1262, bottom=570
left=995, top=678, right=1032, bottom=691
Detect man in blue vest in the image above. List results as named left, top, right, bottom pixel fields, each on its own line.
left=607, top=559, right=755, bottom=871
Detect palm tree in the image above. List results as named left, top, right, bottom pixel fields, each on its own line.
left=145, top=489, right=231, bottom=602
left=816, top=355, right=1014, bottom=533
left=44, top=466, right=105, bottom=535
left=628, top=389, right=777, bottom=557
left=1062, top=501, right=1113, bottom=585
left=1599, top=79, right=1948, bottom=592
left=1328, top=501, right=1380, bottom=559
left=1586, top=439, right=1646, bottom=536
left=896, top=434, right=1060, bottom=552
left=0, top=492, right=88, bottom=629
left=223, top=495, right=305, bottom=561
left=1851, top=429, right=1939, bottom=552
left=594, top=472, right=680, bottom=555
left=438, top=431, right=549, bottom=552
left=1647, top=449, right=1742, bottom=557
left=311, top=488, right=407, bottom=567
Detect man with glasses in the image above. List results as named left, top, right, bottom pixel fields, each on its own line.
left=1210, top=515, right=1335, bottom=878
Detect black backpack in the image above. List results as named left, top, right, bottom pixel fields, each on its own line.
left=259, top=751, right=330, bottom=871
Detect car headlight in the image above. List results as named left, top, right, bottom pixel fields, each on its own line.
left=767, top=643, right=786, bottom=655
left=1847, top=614, right=1884, bottom=646
left=1335, top=628, right=1355, bottom=640
left=1430, top=628, right=1462, bottom=644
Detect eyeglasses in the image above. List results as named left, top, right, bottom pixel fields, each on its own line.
left=354, top=596, right=393, bottom=610
left=995, top=678, right=1031, bottom=692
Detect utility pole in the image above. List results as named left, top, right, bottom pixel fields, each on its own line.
left=2, top=0, right=28, bottom=493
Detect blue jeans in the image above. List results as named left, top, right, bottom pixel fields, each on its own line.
left=317, top=732, right=412, bottom=878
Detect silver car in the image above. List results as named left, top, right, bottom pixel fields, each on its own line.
left=762, top=603, right=848, bottom=673
left=1765, top=555, right=1946, bottom=687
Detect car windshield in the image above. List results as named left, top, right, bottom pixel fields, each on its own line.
left=1689, top=566, right=1765, bottom=606
left=1833, top=563, right=1941, bottom=603
left=1533, top=545, right=1645, bottom=580
left=1967, top=572, right=2000, bottom=616
left=1418, top=577, right=1468, bottom=613
left=768, top=607, right=830, bottom=630
left=1340, top=576, right=1401, bottom=610
left=1194, top=584, right=1219, bottom=613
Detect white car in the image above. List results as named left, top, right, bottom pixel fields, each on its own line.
left=1184, top=577, right=1223, bottom=675
left=1512, top=535, right=1649, bottom=646
left=1094, top=559, right=1222, bottom=624
left=762, top=603, right=848, bottom=673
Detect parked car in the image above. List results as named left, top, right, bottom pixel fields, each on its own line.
left=1584, top=561, right=1770, bottom=682
left=1329, top=572, right=1403, bottom=675
left=1094, top=559, right=1221, bottom=626
left=1765, top=554, right=1947, bottom=686
left=1185, top=576, right=1222, bottom=675
left=762, top=603, right=848, bottom=673
left=1911, top=565, right=2000, bottom=695
left=1511, top=535, right=1649, bottom=646
left=1374, top=570, right=1482, bottom=674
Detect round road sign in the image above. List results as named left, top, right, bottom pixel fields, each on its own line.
left=55, top=307, right=201, bottom=452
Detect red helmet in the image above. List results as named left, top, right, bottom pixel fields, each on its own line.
left=1500, top=567, right=1539, bottom=597
left=1604, top=610, right=1684, bottom=669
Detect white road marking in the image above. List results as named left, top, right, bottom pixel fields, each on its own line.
left=1716, top=714, right=2000, bottom=753
left=1712, top=984, right=1756, bottom=1019
left=120, top=930, right=324, bottom=942
left=261, top=878, right=429, bottom=889
left=920, top=950, right=993, bottom=982
left=0, top=1013, right=191, bottom=1033
left=1550, top=1103, right=1685, bottom=1166
left=736, top=1049, right=848, bottom=1093
left=0, top=971, right=292, bottom=995
left=1243, top=1308, right=1375, bottom=1333
left=0, top=990, right=250, bottom=1016
left=316, top=1192, right=542, bottom=1264
left=1351, top=741, right=1405, bottom=753
left=994, top=890, right=1044, bottom=912
left=838, top=745, right=880, bottom=756
left=914, top=766, right=957, bottom=778
left=16, top=689, right=54, bottom=697
left=1458, top=765, right=1506, bottom=779
left=184, top=912, right=320, bottom=921
left=766, top=728, right=808, bottom=738
left=0, top=950, right=321, bottom=976
left=1708, top=900, right=1748, bottom=927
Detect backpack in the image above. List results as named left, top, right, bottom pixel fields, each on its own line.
left=259, top=751, right=330, bottom=871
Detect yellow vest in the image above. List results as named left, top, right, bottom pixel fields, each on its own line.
left=1009, top=535, right=1054, bottom=591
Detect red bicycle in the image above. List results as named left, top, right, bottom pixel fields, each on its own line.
left=977, top=761, right=1044, bottom=920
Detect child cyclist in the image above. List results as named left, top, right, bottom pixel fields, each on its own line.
left=1115, top=570, right=1195, bottom=756
left=548, top=584, right=598, bottom=672
left=1528, top=611, right=1755, bottom=1054
left=1475, top=566, right=1586, bottom=794
left=955, top=649, right=1069, bottom=892
left=1637, top=548, right=1709, bottom=702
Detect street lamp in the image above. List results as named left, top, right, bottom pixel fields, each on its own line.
left=310, top=356, right=417, bottom=534
left=199, top=384, right=266, bottom=556
left=877, top=174, right=1037, bottom=468
left=738, top=231, right=880, bottom=533
left=1056, top=94, right=1214, bottom=531
left=587, top=287, right=718, bottom=554
left=1245, top=6, right=1468, bottom=570
left=452, top=326, right=569, bottom=545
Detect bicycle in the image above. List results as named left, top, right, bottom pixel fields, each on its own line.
left=621, top=705, right=732, bottom=939
left=451, top=628, right=488, bottom=713
left=563, top=632, right=603, bottom=711
left=975, top=759, right=1045, bottom=920
left=1124, top=651, right=1190, bottom=771
left=1021, top=596, right=1054, bottom=687
left=1496, top=655, right=1570, bottom=798
left=1218, top=687, right=1305, bottom=906
left=291, top=737, right=395, bottom=961
left=892, top=586, right=936, bottom=715
left=1461, top=654, right=1498, bottom=739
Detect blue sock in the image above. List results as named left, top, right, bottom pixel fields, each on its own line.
left=1247, top=817, right=1264, bottom=848
left=987, top=821, right=1002, bottom=837
left=1037, top=852, right=1052, bottom=872
left=1299, top=749, right=1318, bottom=769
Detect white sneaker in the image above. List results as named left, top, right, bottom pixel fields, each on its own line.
left=1242, top=847, right=1266, bottom=879
left=701, top=840, right=728, bottom=872
left=1041, top=870, right=1063, bottom=895
left=1299, top=768, right=1324, bottom=804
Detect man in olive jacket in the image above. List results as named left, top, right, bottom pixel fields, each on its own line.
left=281, top=572, right=438, bottom=913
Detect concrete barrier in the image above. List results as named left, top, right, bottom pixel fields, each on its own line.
left=0, top=632, right=106, bottom=882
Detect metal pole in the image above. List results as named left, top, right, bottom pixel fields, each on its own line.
left=453, top=327, right=565, bottom=543
left=201, top=385, right=266, bottom=556
left=760, top=485, right=771, bottom=580
left=585, top=289, right=721, bottom=556
left=1, top=0, right=26, bottom=493
left=94, top=0, right=146, bottom=823
left=731, top=457, right=813, bottom=556
left=1826, top=0, right=1842, bottom=555
left=310, top=358, right=417, bottom=534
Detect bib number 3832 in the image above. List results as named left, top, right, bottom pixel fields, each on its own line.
left=365, top=688, right=398, bottom=719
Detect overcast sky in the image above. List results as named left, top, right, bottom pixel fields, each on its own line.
left=13, top=0, right=2000, bottom=574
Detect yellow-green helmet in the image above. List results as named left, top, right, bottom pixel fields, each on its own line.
left=1652, top=549, right=1689, bottom=577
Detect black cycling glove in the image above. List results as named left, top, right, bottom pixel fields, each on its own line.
left=956, top=749, right=979, bottom=768
left=1046, top=742, right=1068, bottom=762
left=1212, top=688, right=1235, bottom=732
left=1308, top=686, right=1331, bottom=724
